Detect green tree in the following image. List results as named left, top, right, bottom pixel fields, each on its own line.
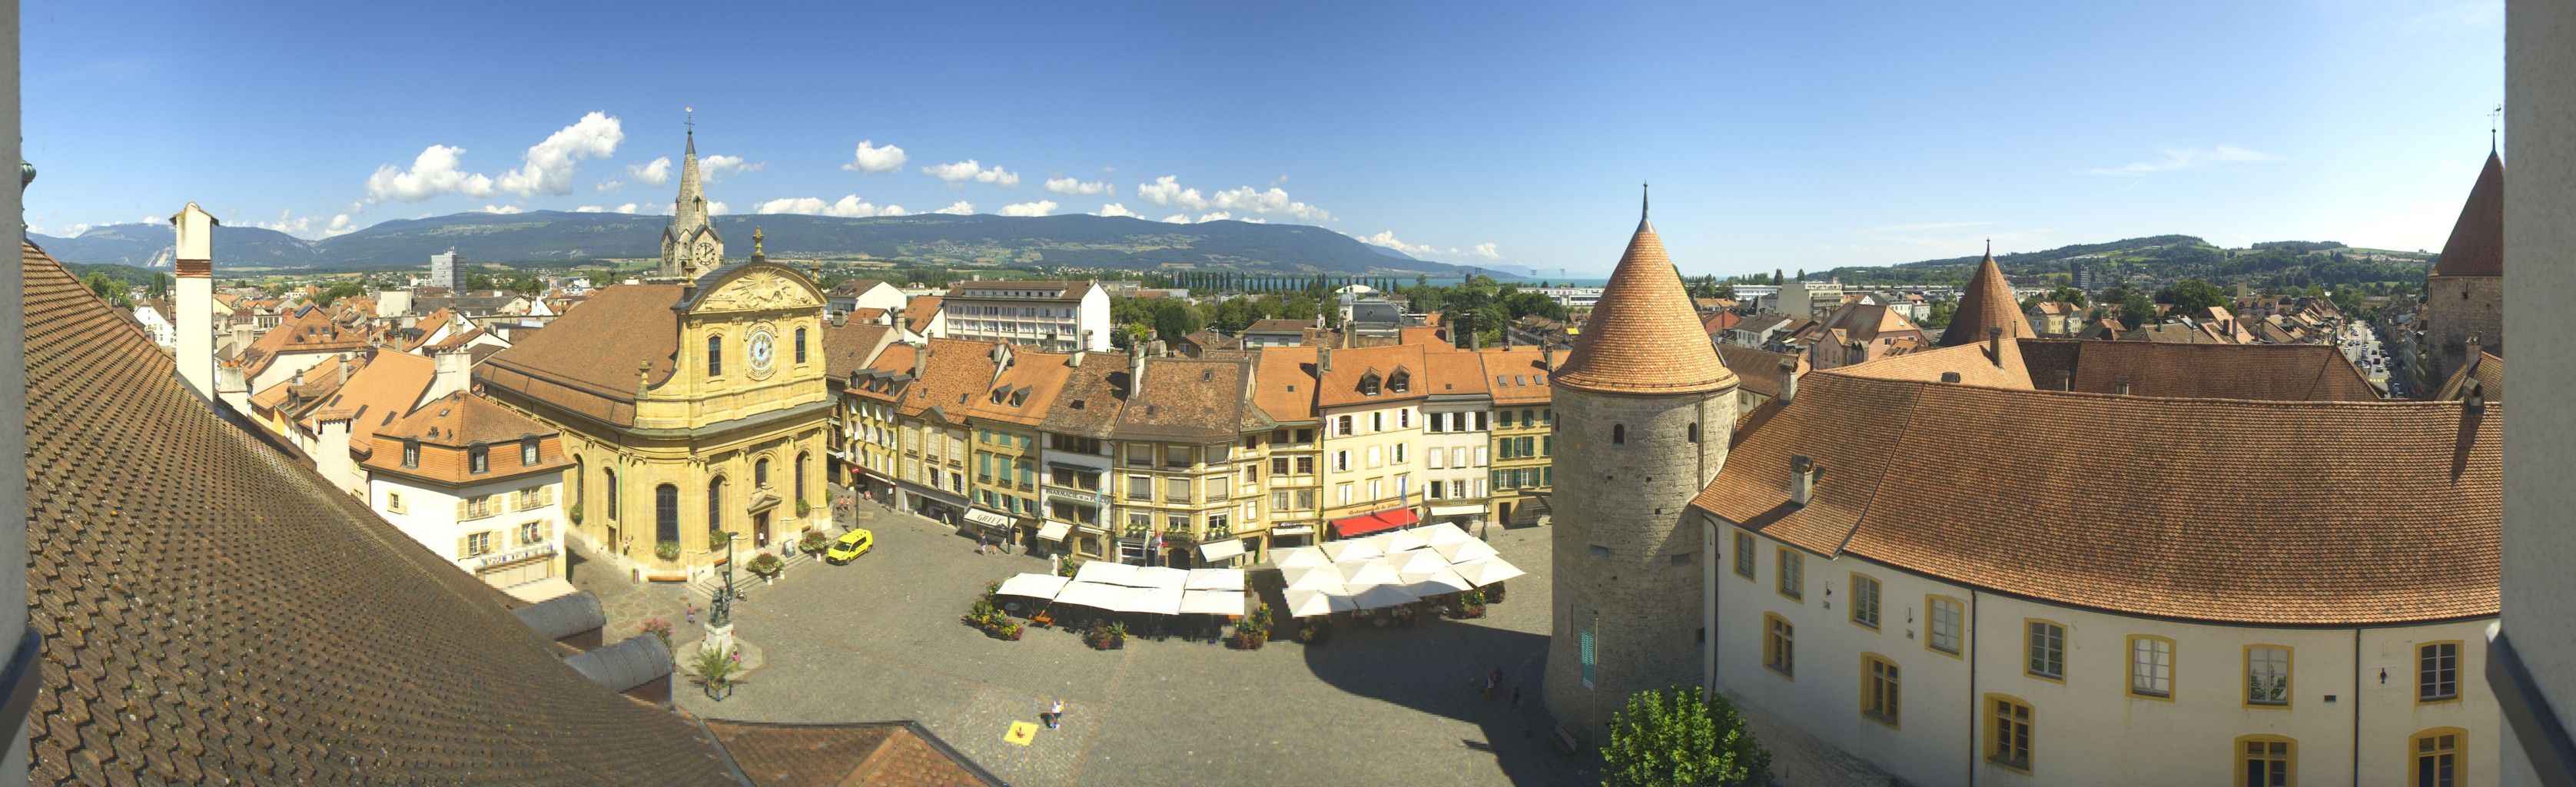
left=1152, top=300, right=1204, bottom=343
left=2046, top=286, right=2086, bottom=307
left=1601, top=686, right=1771, bottom=787
left=466, top=272, right=496, bottom=292
left=1920, top=300, right=1956, bottom=329
left=148, top=273, right=173, bottom=301
left=2156, top=278, right=2229, bottom=315
left=2118, top=292, right=2156, bottom=330
left=81, top=272, right=135, bottom=310
left=314, top=281, right=367, bottom=307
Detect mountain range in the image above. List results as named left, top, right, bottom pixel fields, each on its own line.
left=1819, top=234, right=2435, bottom=288
left=25, top=210, right=1500, bottom=277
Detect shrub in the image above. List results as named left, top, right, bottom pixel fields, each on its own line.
left=795, top=499, right=812, bottom=517
left=706, top=528, right=730, bottom=551
left=692, top=645, right=742, bottom=699
left=1057, top=558, right=1085, bottom=578
left=1087, top=620, right=1128, bottom=650
left=747, top=553, right=784, bottom=578
left=639, top=616, right=673, bottom=652
left=655, top=540, right=682, bottom=561
left=1294, top=619, right=1330, bottom=645
left=1602, top=686, right=1772, bottom=787
left=798, top=531, right=828, bottom=554
left=568, top=503, right=583, bottom=525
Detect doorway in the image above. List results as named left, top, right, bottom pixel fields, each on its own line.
left=754, top=512, right=771, bottom=546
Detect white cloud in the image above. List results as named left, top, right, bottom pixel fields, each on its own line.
left=47, top=223, right=92, bottom=237
left=877, top=204, right=911, bottom=217
left=1044, top=177, right=1112, bottom=196
left=478, top=204, right=524, bottom=214
left=496, top=111, right=624, bottom=197
left=1472, top=242, right=1501, bottom=260
left=932, top=201, right=975, bottom=215
left=253, top=209, right=325, bottom=236
left=706, top=201, right=729, bottom=216
left=1210, top=185, right=1333, bottom=221
left=365, top=144, right=496, bottom=201
left=593, top=179, right=623, bottom=192
left=1353, top=230, right=1438, bottom=256
left=575, top=205, right=608, bottom=213
left=628, top=157, right=672, bottom=185
left=1162, top=211, right=1233, bottom=224
left=1240, top=218, right=1266, bottom=224
left=1137, top=175, right=1206, bottom=210
left=615, top=202, right=641, bottom=214
left=1162, top=214, right=1190, bottom=224
left=698, top=154, right=765, bottom=182
left=922, top=159, right=1019, bottom=187
left=323, top=214, right=358, bottom=237
left=1097, top=203, right=1142, bottom=218
left=843, top=140, right=908, bottom=174
left=753, top=194, right=904, bottom=218
left=2080, top=145, right=2278, bottom=176
left=998, top=200, right=1059, bottom=217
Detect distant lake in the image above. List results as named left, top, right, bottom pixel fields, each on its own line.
left=1419, top=277, right=1610, bottom=287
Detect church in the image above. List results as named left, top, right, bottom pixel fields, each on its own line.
left=479, top=125, right=832, bottom=578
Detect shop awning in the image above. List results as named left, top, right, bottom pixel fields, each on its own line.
left=1270, top=524, right=1316, bottom=536
left=1197, top=538, right=1247, bottom=563
left=1037, top=520, right=1073, bottom=542
left=1329, top=506, right=1419, bottom=539
left=964, top=508, right=1014, bottom=529
left=1429, top=503, right=1486, bottom=519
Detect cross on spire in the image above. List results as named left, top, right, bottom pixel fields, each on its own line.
left=2491, top=103, right=2502, bottom=153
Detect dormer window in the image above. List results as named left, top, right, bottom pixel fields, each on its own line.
left=468, top=443, right=490, bottom=474
left=1389, top=370, right=1410, bottom=393
left=521, top=437, right=539, bottom=466
left=1359, top=373, right=1382, bottom=397
left=402, top=438, right=420, bottom=469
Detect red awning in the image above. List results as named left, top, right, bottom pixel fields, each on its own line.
left=1329, top=507, right=1420, bottom=539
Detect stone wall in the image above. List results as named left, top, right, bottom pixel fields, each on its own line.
left=1543, top=384, right=1734, bottom=739
left=2421, top=274, right=2504, bottom=387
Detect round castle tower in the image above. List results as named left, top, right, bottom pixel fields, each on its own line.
left=1542, top=197, right=1738, bottom=740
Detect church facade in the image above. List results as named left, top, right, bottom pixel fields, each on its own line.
left=479, top=129, right=831, bottom=576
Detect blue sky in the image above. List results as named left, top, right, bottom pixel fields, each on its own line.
left=24, top=1, right=2502, bottom=276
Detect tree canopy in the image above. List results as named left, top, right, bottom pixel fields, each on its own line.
left=1601, top=686, right=1771, bottom=787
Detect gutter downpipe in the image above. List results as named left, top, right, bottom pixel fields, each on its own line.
left=1968, top=589, right=1980, bottom=787
left=2354, top=629, right=2362, bottom=787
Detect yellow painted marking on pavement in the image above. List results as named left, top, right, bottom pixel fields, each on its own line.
left=1004, top=721, right=1039, bottom=745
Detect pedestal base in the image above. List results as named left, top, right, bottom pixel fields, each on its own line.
left=701, top=623, right=735, bottom=656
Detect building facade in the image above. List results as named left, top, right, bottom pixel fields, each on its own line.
left=362, top=392, right=573, bottom=591
left=937, top=280, right=1112, bottom=353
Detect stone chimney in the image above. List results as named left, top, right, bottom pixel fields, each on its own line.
left=1778, top=357, right=1798, bottom=404
left=1317, top=344, right=1333, bottom=374
left=1541, top=340, right=1554, bottom=370
left=2115, top=375, right=2132, bottom=396
left=215, top=364, right=250, bottom=414
left=1985, top=326, right=2004, bottom=368
left=314, top=411, right=357, bottom=494
left=1128, top=344, right=1148, bottom=397
left=2057, top=368, right=2073, bottom=391
left=1070, top=330, right=1091, bottom=367
left=911, top=342, right=930, bottom=382
left=337, top=354, right=353, bottom=387
left=1789, top=455, right=1818, bottom=506
left=171, top=202, right=219, bottom=400
left=423, top=347, right=473, bottom=405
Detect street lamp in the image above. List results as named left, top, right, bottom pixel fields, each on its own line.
left=710, top=532, right=739, bottom=629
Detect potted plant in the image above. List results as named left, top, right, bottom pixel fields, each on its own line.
left=1234, top=603, right=1274, bottom=649
left=747, top=552, right=784, bottom=579
left=1000, top=621, right=1024, bottom=641
left=568, top=503, right=583, bottom=525
left=692, top=645, right=742, bottom=701
left=1459, top=589, right=1489, bottom=619
left=655, top=540, right=682, bottom=562
left=1087, top=621, right=1128, bottom=650
left=639, top=616, right=674, bottom=652
left=1486, top=581, right=1507, bottom=604
left=1057, top=558, right=1084, bottom=579
left=1294, top=619, right=1330, bottom=645
left=706, top=528, right=730, bottom=553
left=795, top=499, right=812, bottom=518
left=798, top=530, right=828, bottom=555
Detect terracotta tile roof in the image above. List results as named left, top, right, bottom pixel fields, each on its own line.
left=2017, top=339, right=2379, bottom=400
left=234, top=305, right=377, bottom=377
left=1553, top=221, right=1736, bottom=395
left=703, top=719, right=1004, bottom=787
left=1476, top=345, right=1562, bottom=406
left=299, top=349, right=436, bottom=447
left=2432, top=150, right=2504, bottom=277
left=1398, top=325, right=1449, bottom=347
left=1243, top=318, right=1312, bottom=334
left=477, top=282, right=684, bottom=427
left=2123, top=323, right=2219, bottom=344
left=820, top=318, right=895, bottom=380
left=2437, top=350, right=2503, bottom=403
left=1114, top=356, right=1256, bottom=441
left=1694, top=369, right=2499, bottom=625
left=1832, top=340, right=2033, bottom=390
left=1252, top=345, right=1320, bottom=422
left=903, top=294, right=943, bottom=334
left=1041, top=352, right=1130, bottom=437
left=362, top=392, right=572, bottom=485
left=1423, top=349, right=1492, bottom=396
left=1935, top=250, right=2036, bottom=348
left=1316, top=344, right=1430, bottom=408
left=18, top=241, right=738, bottom=785
left=1701, top=310, right=1741, bottom=335
left=900, top=337, right=1008, bottom=423
left=1715, top=344, right=1804, bottom=399
left=955, top=344, right=1075, bottom=427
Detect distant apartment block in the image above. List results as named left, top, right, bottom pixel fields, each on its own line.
left=938, top=280, right=1112, bottom=352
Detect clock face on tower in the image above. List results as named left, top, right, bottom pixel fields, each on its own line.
left=746, top=328, right=777, bottom=378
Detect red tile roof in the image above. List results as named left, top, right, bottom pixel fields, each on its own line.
left=2432, top=150, right=2505, bottom=277
left=1553, top=221, right=1736, bottom=395
left=1695, top=369, right=2498, bottom=625
left=1936, top=250, right=2036, bottom=348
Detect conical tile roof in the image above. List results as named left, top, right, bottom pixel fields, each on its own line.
left=1935, top=247, right=2035, bottom=347
left=1554, top=218, right=1735, bottom=395
left=2432, top=151, right=2504, bottom=277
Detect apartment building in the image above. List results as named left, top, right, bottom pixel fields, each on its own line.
left=1419, top=349, right=1494, bottom=530
left=1252, top=347, right=1324, bottom=549
left=938, top=280, right=1112, bottom=353
left=1480, top=344, right=1561, bottom=526
left=1108, top=355, right=1270, bottom=567
left=1314, top=344, right=1430, bottom=539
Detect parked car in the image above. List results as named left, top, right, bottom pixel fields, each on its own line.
left=825, top=529, right=875, bottom=564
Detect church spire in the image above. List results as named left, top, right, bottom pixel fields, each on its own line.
left=659, top=111, right=722, bottom=279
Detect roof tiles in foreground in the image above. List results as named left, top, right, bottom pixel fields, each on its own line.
left=20, top=241, right=740, bottom=785
left=1695, top=367, right=2498, bottom=626
left=1552, top=219, right=1735, bottom=396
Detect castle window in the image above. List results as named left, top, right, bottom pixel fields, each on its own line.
left=1851, top=573, right=1881, bottom=629
left=2027, top=620, right=2067, bottom=680
left=795, top=327, right=808, bottom=364
left=1928, top=596, right=1964, bottom=656
left=1863, top=655, right=1900, bottom=727
left=1688, top=423, right=1701, bottom=443
left=1733, top=531, right=1756, bottom=579
left=2246, top=646, right=2291, bottom=706
left=655, top=483, right=678, bottom=543
left=1764, top=613, right=1795, bottom=678
left=1776, top=548, right=1803, bottom=600
left=2412, top=728, right=2462, bottom=787
left=1987, top=695, right=2033, bottom=772
left=2239, top=736, right=2293, bottom=787
left=2418, top=642, right=2461, bottom=702
left=1612, top=424, right=1625, bottom=444
left=755, top=457, right=771, bottom=488
left=2127, top=636, right=2175, bottom=699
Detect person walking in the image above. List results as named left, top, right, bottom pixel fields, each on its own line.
left=1047, top=699, right=1065, bottom=729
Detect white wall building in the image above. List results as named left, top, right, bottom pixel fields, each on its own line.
left=937, top=280, right=1111, bottom=353
left=132, top=303, right=177, bottom=347
left=825, top=279, right=908, bottom=319
left=360, top=392, right=573, bottom=593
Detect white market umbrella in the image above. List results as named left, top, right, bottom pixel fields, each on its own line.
left=1358, top=533, right=1400, bottom=553
left=1283, top=567, right=1345, bottom=593
left=1337, top=560, right=1401, bottom=587
left=1130, top=566, right=1191, bottom=590
left=1323, top=589, right=1363, bottom=613
left=996, top=573, right=1069, bottom=599
left=1392, top=550, right=1452, bottom=576
left=1184, top=568, right=1247, bottom=591
left=1419, top=522, right=1473, bottom=548
left=1074, top=561, right=1140, bottom=586
left=1400, top=568, right=1475, bottom=596
left=1433, top=539, right=1500, bottom=564
left=1320, top=540, right=1384, bottom=563
left=1270, top=546, right=1333, bottom=570
left=1383, top=528, right=1431, bottom=553
left=1053, top=581, right=1133, bottom=610
left=1282, top=589, right=1336, bottom=618
left=1346, top=583, right=1421, bottom=610
left=1451, top=557, right=1528, bottom=587
left=1179, top=589, right=1249, bottom=616
left=1117, top=586, right=1186, bottom=615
